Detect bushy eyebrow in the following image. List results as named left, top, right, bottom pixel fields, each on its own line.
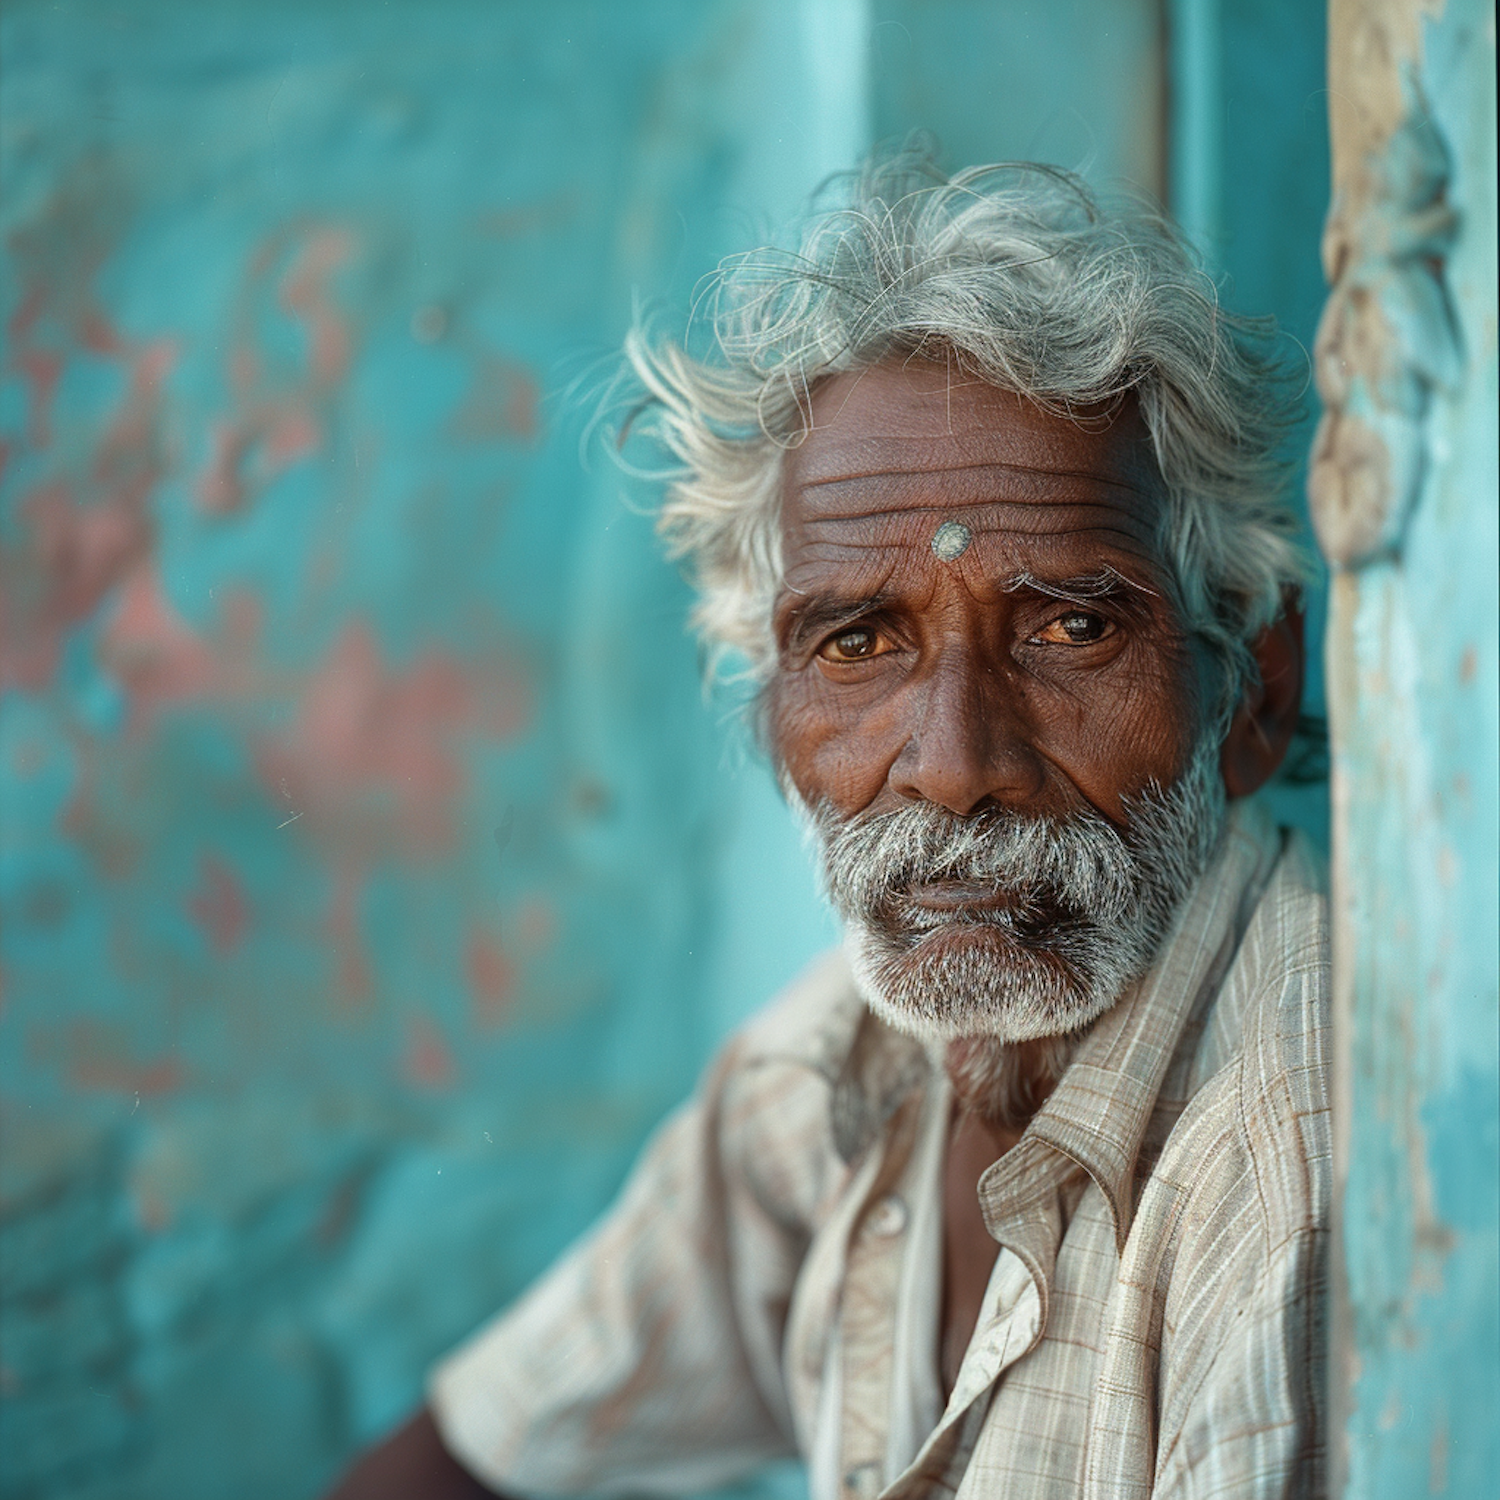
left=776, top=567, right=1167, bottom=657
left=1001, top=565, right=1159, bottom=608
left=777, top=593, right=893, bottom=655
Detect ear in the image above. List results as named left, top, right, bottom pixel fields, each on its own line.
left=1219, top=597, right=1306, bottom=798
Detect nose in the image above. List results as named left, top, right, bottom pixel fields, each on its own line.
left=888, top=648, right=1045, bottom=816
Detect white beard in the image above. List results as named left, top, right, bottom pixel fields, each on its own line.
left=789, top=737, right=1226, bottom=1047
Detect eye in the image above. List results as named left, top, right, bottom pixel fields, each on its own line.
left=1030, top=610, right=1115, bottom=646
left=816, top=626, right=890, bottom=663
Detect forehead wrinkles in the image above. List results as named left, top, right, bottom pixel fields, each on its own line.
left=794, top=459, right=1153, bottom=509
left=781, top=523, right=1168, bottom=607
left=789, top=455, right=1158, bottom=519
left=779, top=367, right=1174, bottom=602
left=785, top=447, right=1164, bottom=553
left=789, top=427, right=1160, bottom=488
left=784, top=504, right=1164, bottom=574
left=795, top=498, right=1159, bottom=543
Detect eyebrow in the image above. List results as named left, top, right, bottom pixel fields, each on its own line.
left=1001, top=565, right=1160, bottom=605
left=775, top=566, right=1166, bottom=656
left=777, top=593, right=893, bottom=655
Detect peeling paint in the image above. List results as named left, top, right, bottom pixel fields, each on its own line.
left=447, top=351, right=541, bottom=445
left=185, top=856, right=249, bottom=956
left=402, top=1015, right=456, bottom=1091
left=195, top=226, right=356, bottom=515
left=1319, top=0, right=1499, bottom=1493
left=466, top=930, right=515, bottom=1029
left=252, top=622, right=529, bottom=859
left=0, top=4, right=1300, bottom=1497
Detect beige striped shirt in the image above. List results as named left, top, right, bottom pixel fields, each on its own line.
left=431, top=799, right=1330, bottom=1498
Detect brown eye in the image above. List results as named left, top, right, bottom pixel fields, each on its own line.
left=1033, top=611, right=1113, bottom=646
left=818, top=627, right=884, bottom=662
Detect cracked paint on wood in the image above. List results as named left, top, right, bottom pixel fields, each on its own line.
left=1317, top=0, right=1500, bottom=1493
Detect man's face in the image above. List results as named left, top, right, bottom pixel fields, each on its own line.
left=767, top=358, right=1226, bottom=1042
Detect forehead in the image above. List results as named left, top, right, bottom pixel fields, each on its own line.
left=780, top=360, right=1168, bottom=583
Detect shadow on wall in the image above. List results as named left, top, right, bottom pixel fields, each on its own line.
left=0, top=2, right=1326, bottom=1496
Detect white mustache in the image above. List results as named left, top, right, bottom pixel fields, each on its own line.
left=783, top=740, right=1228, bottom=1046
left=817, top=798, right=1142, bottom=939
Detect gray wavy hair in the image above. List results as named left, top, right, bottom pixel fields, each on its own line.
left=621, top=148, right=1307, bottom=703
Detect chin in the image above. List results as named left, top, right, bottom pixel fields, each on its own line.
left=846, top=917, right=1128, bottom=1045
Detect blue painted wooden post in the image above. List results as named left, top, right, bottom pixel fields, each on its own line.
left=1312, top=1, right=1499, bottom=1493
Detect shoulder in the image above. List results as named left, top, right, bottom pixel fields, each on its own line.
left=1150, top=825, right=1331, bottom=1302
left=730, top=945, right=867, bottom=1073
left=1225, top=827, right=1332, bottom=1206
left=1147, top=832, right=1332, bottom=1486
left=1189, top=824, right=1330, bottom=1129
left=708, top=947, right=870, bottom=1232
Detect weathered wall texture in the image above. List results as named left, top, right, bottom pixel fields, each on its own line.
left=0, top=2, right=1332, bottom=1496
left=1313, top=0, right=1499, bottom=1492
left=0, top=3, right=1167, bottom=1495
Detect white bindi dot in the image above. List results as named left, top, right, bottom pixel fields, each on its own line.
left=931, top=520, right=973, bottom=561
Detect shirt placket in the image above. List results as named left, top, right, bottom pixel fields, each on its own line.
left=881, top=1141, right=1076, bottom=1500
left=833, top=1091, right=924, bottom=1500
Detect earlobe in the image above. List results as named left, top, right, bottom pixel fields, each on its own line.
left=1219, top=600, right=1306, bottom=798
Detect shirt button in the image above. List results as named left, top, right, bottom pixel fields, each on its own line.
left=844, top=1462, right=883, bottom=1499
left=865, top=1192, right=908, bottom=1237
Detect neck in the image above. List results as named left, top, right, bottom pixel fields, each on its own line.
left=943, top=1032, right=1082, bottom=1132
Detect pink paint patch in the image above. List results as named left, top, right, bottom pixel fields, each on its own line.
left=512, top=896, right=557, bottom=952
left=466, top=930, right=514, bottom=1029
left=0, top=340, right=176, bottom=690
left=134, top=1186, right=173, bottom=1234
left=6, top=162, right=128, bottom=447
left=325, top=866, right=372, bottom=1005
left=264, top=407, right=320, bottom=465
left=186, top=855, right=249, bottom=955
left=448, top=352, right=541, bottom=444
left=100, top=566, right=225, bottom=728
left=194, top=224, right=355, bottom=515
left=255, top=622, right=530, bottom=859
left=196, top=400, right=324, bottom=515
left=279, top=228, right=356, bottom=384
left=314, top=1178, right=359, bottom=1248
left=197, top=421, right=258, bottom=515
left=403, top=1015, right=455, bottom=1090
left=69, top=1054, right=182, bottom=1097
left=2, top=478, right=149, bottom=690
left=15, top=348, right=63, bottom=449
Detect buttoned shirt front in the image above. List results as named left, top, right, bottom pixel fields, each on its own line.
left=431, top=801, right=1330, bottom=1499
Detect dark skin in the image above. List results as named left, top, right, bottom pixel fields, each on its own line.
left=322, top=1407, right=497, bottom=1499
left=770, top=358, right=1303, bottom=1394
left=326, top=358, right=1303, bottom=1491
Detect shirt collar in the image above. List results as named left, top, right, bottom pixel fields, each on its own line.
left=978, top=798, right=1281, bottom=1254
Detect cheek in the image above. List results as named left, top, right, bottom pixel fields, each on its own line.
left=766, top=675, right=897, bottom=814
left=1038, top=649, right=1205, bottom=806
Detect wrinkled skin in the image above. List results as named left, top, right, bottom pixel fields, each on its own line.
left=773, top=359, right=1211, bottom=825
left=769, top=357, right=1303, bottom=1392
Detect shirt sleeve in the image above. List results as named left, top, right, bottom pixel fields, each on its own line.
left=428, top=1001, right=851, bottom=1498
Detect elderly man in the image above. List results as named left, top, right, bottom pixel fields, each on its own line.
left=331, top=156, right=1327, bottom=1499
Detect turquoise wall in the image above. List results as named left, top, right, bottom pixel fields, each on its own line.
left=0, top=3, right=1329, bottom=1496
left=1170, top=0, right=1332, bottom=843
